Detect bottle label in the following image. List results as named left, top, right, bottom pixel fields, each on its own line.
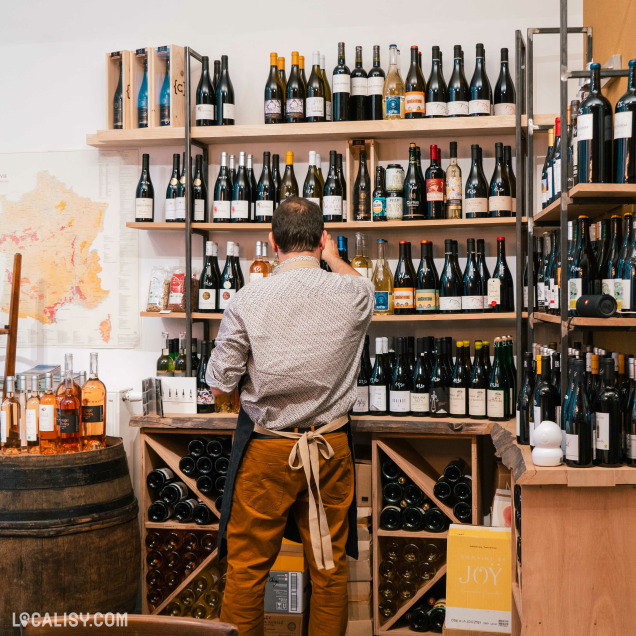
left=368, top=76, right=385, bottom=95
left=462, top=295, right=484, bottom=310
left=537, top=281, right=545, bottom=306
left=231, top=200, right=249, bottom=219
left=487, top=389, right=505, bottom=418
left=553, top=159, right=562, bottom=196
left=389, top=390, right=410, bottom=413
left=353, top=386, right=369, bottom=412
left=487, top=278, right=501, bottom=307
left=264, top=99, right=282, bottom=117
left=374, top=291, right=393, bottom=312
left=322, top=196, right=343, bottom=217
left=494, top=102, right=516, bottom=116
left=628, top=434, right=636, bottom=460
left=165, top=198, right=177, bottom=221
left=394, top=288, right=414, bottom=309
left=550, top=279, right=559, bottom=310
left=602, top=279, right=616, bottom=301
left=213, top=200, right=231, bottom=220
left=369, top=385, right=387, bottom=412
left=249, top=272, right=264, bottom=283
left=332, top=74, right=351, bottom=93
left=464, top=197, right=488, bottom=214
left=416, top=289, right=439, bottom=311
left=384, top=95, right=404, bottom=117
left=82, top=405, right=104, bottom=423
left=446, top=176, right=462, bottom=202
left=577, top=113, right=594, bottom=142
left=404, top=91, right=426, bottom=113
left=386, top=196, right=403, bottom=220
left=223, top=103, right=235, bottom=121
left=614, top=111, right=633, bottom=139
left=286, top=98, right=304, bottom=118
left=410, top=392, right=429, bottom=413
left=488, top=195, right=513, bottom=211
left=175, top=197, right=186, bottom=219
left=135, top=198, right=153, bottom=220
left=622, top=279, right=632, bottom=311
left=0, top=412, right=5, bottom=443
left=439, top=296, right=462, bottom=311
left=256, top=200, right=274, bottom=217
left=448, top=100, right=469, bottom=116
left=326, top=101, right=333, bottom=121
left=351, top=77, right=368, bottom=96
left=194, top=199, right=205, bottom=221
left=386, top=167, right=405, bottom=191
left=372, top=196, right=386, bottom=219
left=39, top=404, right=55, bottom=432
left=219, top=288, right=236, bottom=310
left=523, top=285, right=528, bottom=309
left=26, top=410, right=38, bottom=441
left=426, top=178, right=444, bottom=201
left=426, top=101, right=448, bottom=117
left=430, top=386, right=449, bottom=415
left=468, top=388, right=486, bottom=416
left=449, top=387, right=467, bottom=416
left=195, top=103, right=215, bottom=120
left=57, top=409, right=79, bottom=434
left=546, top=166, right=553, bottom=200
left=516, top=410, right=521, bottom=436
left=305, top=96, right=325, bottom=118
left=612, top=278, right=623, bottom=310
left=469, top=99, right=491, bottom=115
left=199, top=288, right=216, bottom=310
left=565, top=433, right=579, bottom=461
left=595, top=412, right=610, bottom=450
left=354, top=267, right=370, bottom=278
left=568, top=278, right=583, bottom=310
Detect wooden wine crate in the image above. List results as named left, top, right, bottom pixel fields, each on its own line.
left=150, top=45, right=185, bottom=128
left=132, top=47, right=155, bottom=130
left=345, top=138, right=377, bottom=223
left=106, top=50, right=133, bottom=130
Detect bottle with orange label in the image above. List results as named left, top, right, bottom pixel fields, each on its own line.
left=393, top=241, right=417, bottom=315
left=404, top=46, right=426, bottom=119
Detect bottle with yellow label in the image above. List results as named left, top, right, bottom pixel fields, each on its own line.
left=372, top=239, right=394, bottom=315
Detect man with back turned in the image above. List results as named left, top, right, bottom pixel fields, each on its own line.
left=206, top=196, right=375, bottom=635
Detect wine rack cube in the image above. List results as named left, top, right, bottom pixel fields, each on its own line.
left=106, top=50, right=133, bottom=130
left=150, top=45, right=185, bottom=128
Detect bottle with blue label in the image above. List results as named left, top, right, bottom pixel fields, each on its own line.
left=383, top=44, right=405, bottom=120
left=372, top=166, right=387, bottom=221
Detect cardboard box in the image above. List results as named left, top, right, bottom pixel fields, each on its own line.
left=264, top=611, right=308, bottom=636
left=348, top=601, right=372, bottom=621
left=355, top=461, right=372, bottom=507
left=347, top=539, right=371, bottom=563
left=273, top=542, right=306, bottom=572
left=356, top=525, right=370, bottom=542
left=491, top=489, right=512, bottom=528
left=357, top=506, right=372, bottom=520
left=345, top=619, right=373, bottom=636
left=264, top=569, right=310, bottom=614
left=446, top=525, right=512, bottom=633
left=347, top=581, right=371, bottom=602
left=494, top=461, right=511, bottom=491
left=347, top=557, right=372, bottom=582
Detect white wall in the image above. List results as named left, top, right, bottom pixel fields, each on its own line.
left=0, top=0, right=584, bottom=393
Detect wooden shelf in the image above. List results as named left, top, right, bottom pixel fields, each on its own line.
left=140, top=311, right=187, bottom=319
left=533, top=312, right=636, bottom=328
left=87, top=127, right=186, bottom=147
left=376, top=529, right=449, bottom=538
left=532, top=312, right=560, bottom=324
left=127, top=222, right=186, bottom=231
left=145, top=521, right=220, bottom=531
left=533, top=183, right=636, bottom=225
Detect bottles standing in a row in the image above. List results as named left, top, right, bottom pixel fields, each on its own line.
left=264, top=43, right=515, bottom=123
left=354, top=334, right=516, bottom=420
left=1, top=353, right=107, bottom=455
left=156, top=332, right=201, bottom=378
left=195, top=55, right=235, bottom=126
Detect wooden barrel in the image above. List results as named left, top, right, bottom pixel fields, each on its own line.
left=0, top=437, right=140, bottom=636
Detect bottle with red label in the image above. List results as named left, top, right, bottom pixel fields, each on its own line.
left=425, top=145, right=445, bottom=219
left=393, top=241, right=417, bottom=315
left=404, top=46, right=426, bottom=119
left=404, top=143, right=425, bottom=220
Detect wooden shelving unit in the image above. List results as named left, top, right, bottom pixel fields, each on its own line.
left=87, top=127, right=186, bottom=147
left=533, top=312, right=636, bottom=329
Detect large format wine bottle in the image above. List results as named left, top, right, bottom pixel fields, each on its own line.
left=614, top=59, right=636, bottom=183
left=349, top=46, right=368, bottom=121
left=135, top=154, right=154, bottom=222
left=404, top=143, right=425, bottom=221
left=196, top=56, right=215, bottom=126
left=306, top=51, right=326, bottom=123
left=462, top=238, right=483, bottom=312
left=426, top=46, right=448, bottom=117
left=405, top=46, right=426, bottom=119
left=489, top=142, right=513, bottom=217
left=165, top=153, right=180, bottom=223
left=323, top=150, right=343, bottom=222
left=469, top=43, right=492, bottom=116
left=279, top=151, right=299, bottom=201
left=216, top=55, right=235, bottom=126
left=564, top=359, right=593, bottom=466
left=213, top=152, right=232, bottom=222
left=465, top=144, right=489, bottom=218
left=448, top=45, right=469, bottom=117
left=332, top=42, right=351, bottom=122
left=488, top=237, right=514, bottom=312
left=368, top=45, right=385, bottom=120
left=264, top=52, right=284, bottom=124
left=383, top=44, right=405, bottom=120
left=285, top=51, right=305, bottom=124
left=440, top=239, right=462, bottom=313
left=372, top=239, right=393, bottom=314
left=255, top=151, right=275, bottom=222
left=446, top=141, right=462, bottom=219
left=593, top=358, right=623, bottom=467
left=199, top=241, right=220, bottom=313
left=231, top=152, right=251, bottom=223
left=353, top=150, right=371, bottom=220
left=577, top=63, right=612, bottom=183
left=389, top=338, right=412, bottom=416
left=416, top=240, right=439, bottom=313
left=494, top=48, right=516, bottom=116
left=393, top=241, right=417, bottom=315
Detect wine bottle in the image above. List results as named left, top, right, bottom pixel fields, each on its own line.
left=231, top=152, right=251, bottom=223
left=504, top=145, right=517, bottom=215
left=541, top=127, right=555, bottom=208
left=212, top=152, right=232, bottom=222
left=569, top=216, right=601, bottom=315
left=430, top=339, right=451, bottom=417
left=475, top=239, right=491, bottom=310
left=425, top=144, right=445, bottom=219
left=412, top=339, right=431, bottom=416
left=564, top=359, right=593, bottom=466
left=336, top=154, right=347, bottom=220
left=219, top=242, right=237, bottom=312
left=229, top=154, right=237, bottom=188
left=299, top=55, right=308, bottom=93
left=619, top=213, right=634, bottom=313
left=332, top=42, right=351, bottom=122
left=353, top=150, right=371, bottom=220
left=448, top=45, right=469, bottom=116
left=614, top=59, right=636, bottom=183
left=277, top=57, right=287, bottom=115
left=372, top=239, right=394, bottom=315
left=233, top=243, right=244, bottom=289
left=271, top=154, right=282, bottom=208
left=489, top=142, right=513, bottom=217
left=578, top=63, right=613, bottom=183
left=530, top=355, right=558, bottom=446
left=353, top=338, right=370, bottom=415
left=285, top=51, right=305, bottom=123
left=426, top=46, right=448, bottom=117
left=487, top=338, right=511, bottom=420
left=389, top=338, right=412, bottom=416
left=165, top=153, right=180, bottom=223
left=305, top=51, right=326, bottom=123
left=370, top=337, right=388, bottom=415
left=279, top=151, right=299, bottom=201
left=302, top=150, right=322, bottom=209
left=416, top=240, right=440, bottom=313
left=215, top=55, right=235, bottom=126
left=264, top=52, right=284, bottom=124
left=338, top=236, right=350, bottom=264
left=323, top=150, right=343, bottom=222
left=465, top=144, right=489, bottom=218
left=113, top=57, right=123, bottom=129
left=196, top=56, right=215, bottom=126
left=404, top=143, right=425, bottom=221
left=450, top=342, right=469, bottom=417
left=446, top=141, right=462, bottom=219
left=255, top=151, right=275, bottom=222
left=393, top=241, right=417, bottom=315
left=137, top=55, right=149, bottom=128
left=468, top=341, right=488, bottom=419
left=405, top=46, right=426, bottom=119
left=488, top=237, right=514, bottom=312
left=351, top=232, right=372, bottom=278
left=192, top=155, right=207, bottom=222
left=135, top=153, right=154, bottom=222
left=440, top=239, right=462, bottom=313
left=383, top=44, right=405, bottom=120
left=494, top=48, right=516, bottom=116
left=368, top=45, right=385, bottom=120
left=593, top=358, right=622, bottom=467
left=372, top=166, right=387, bottom=221
left=199, top=241, right=220, bottom=313
left=469, top=43, right=492, bottom=116
left=547, top=229, right=560, bottom=314
left=349, top=46, right=368, bottom=121
left=462, top=238, right=483, bottom=312
left=516, top=352, right=534, bottom=444
left=159, top=56, right=170, bottom=126
left=319, top=54, right=332, bottom=122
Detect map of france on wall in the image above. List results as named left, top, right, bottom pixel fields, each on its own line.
left=0, top=150, right=139, bottom=348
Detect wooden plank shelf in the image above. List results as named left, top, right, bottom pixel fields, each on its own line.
left=145, top=521, right=220, bottom=531
left=533, top=312, right=636, bottom=328
left=87, top=127, right=186, bottom=147
left=533, top=183, right=636, bottom=225
left=127, top=222, right=186, bottom=231
left=376, top=529, right=449, bottom=539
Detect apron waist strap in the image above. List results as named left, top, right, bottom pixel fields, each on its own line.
left=252, top=416, right=349, bottom=570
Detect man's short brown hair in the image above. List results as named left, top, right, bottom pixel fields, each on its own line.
left=272, top=197, right=324, bottom=253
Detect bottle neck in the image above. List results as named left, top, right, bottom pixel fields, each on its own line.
left=590, top=66, right=601, bottom=93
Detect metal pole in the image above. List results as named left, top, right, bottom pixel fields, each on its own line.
left=515, top=29, right=525, bottom=386
left=185, top=46, right=193, bottom=376
left=526, top=29, right=535, bottom=350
